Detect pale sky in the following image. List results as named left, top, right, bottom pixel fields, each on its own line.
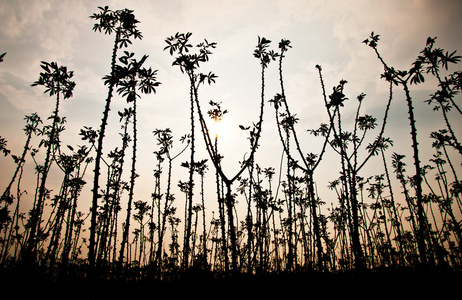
left=1, top=0, right=462, bottom=226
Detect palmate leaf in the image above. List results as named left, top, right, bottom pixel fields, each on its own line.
left=91, top=6, right=142, bottom=46
left=0, top=137, right=10, bottom=156
left=40, top=61, right=51, bottom=73
left=410, top=71, right=425, bottom=85
left=357, top=114, right=377, bottom=131
left=278, top=39, right=292, bottom=52
left=115, top=53, right=161, bottom=101
left=309, top=123, right=329, bottom=137
left=363, top=31, right=380, bottom=49
left=32, top=61, right=76, bottom=98
left=442, top=50, right=462, bottom=70
left=79, top=126, right=98, bottom=144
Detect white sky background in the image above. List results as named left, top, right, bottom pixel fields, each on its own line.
left=1, top=0, right=462, bottom=234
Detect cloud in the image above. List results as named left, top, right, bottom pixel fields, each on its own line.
left=0, top=71, right=52, bottom=113
left=1, top=0, right=89, bottom=67
left=0, top=0, right=52, bottom=39
left=1, top=0, right=461, bottom=228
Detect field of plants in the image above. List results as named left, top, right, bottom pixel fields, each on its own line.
left=1, top=6, right=461, bottom=293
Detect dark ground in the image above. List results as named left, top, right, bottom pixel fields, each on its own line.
left=0, top=270, right=462, bottom=299
left=1, top=266, right=460, bottom=299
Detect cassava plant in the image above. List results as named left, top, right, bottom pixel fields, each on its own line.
left=363, top=32, right=461, bottom=266
left=1, top=113, right=41, bottom=262
left=1, top=113, right=41, bottom=233
left=419, top=37, right=462, bottom=156
left=165, top=34, right=277, bottom=274
left=366, top=137, right=407, bottom=265
left=152, top=129, right=190, bottom=273
left=115, top=51, right=160, bottom=267
left=316, top=57, right=394, bottom=269
left=197, top=36, right=278, bottom=274
left=164, top=32, right=217, bottom=270
left=23, top=61, right=75, bottom=265
left=96, top=109, right=131, bottom=266
left=88, top=6, right=143, bottom=270
left=269, top=39, right=334, bottom=271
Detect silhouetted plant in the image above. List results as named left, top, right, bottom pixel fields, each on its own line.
left=366, top=137, right=407, bottom=265
left=164, top=32, right=218, bottom=271
left=88, top=6, right=143, bottom=269
left=96, top=109, right=130, bottom=266
left=193, top=159, right=209, bottom=266
left=23, top=61, right=75, bottom=264
left=202, top=36, right=277, bottom=274
left=165, top=34, right=278, bottom=274
left=269, top=40, right=336, bottom=271
left=152, top=128, right=189, bottom=273
left=391, top=152, right=420, bottom=264
left=0, top=137, right=10, bottom=157
left=364, top=32, right=462, bottom=266
left=60, top=142, right=95, bottom=271
left=133, top=200, right=150, bottom=265
left=1, top=113, right=41, bottom=262
left=115, top=51, right=160, bottom=267
left=42, top=144, right=91, bottom=273
left=418, top=37, right=462, bottom=156
left=424, top=150, right=462, bottom=261
left=1, top=114, right=41, bottom=232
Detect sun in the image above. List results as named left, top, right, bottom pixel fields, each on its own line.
left=209, top=119, right=229, bottom=140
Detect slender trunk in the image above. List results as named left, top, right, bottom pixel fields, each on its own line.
left=1, top=121, right=36, bottom=259
left=1, top=124, right=34, bottom=206
left=2, top=164, right=25, bottom=262
left=308, top=172, right=324, bottom=271
left=89, top=30, right=121, bottom=271
left=216, top=158, right=228, bottom=273
left=285, top=134, right=294, bottom=271
left=381, top=148, right=405, bottom=265
left=61, top=180, right=79, bottom=268
left=403, top=83, right=428, bottom=266
left=24, top=91, right=60, bottom=264
left=191, top=207, right=198, bottom=262
left=225, top=182, right=238, bottom=274
left=139, top=219, right=144, bottom=266
left=119, top=97, right=138, bottom=266
left=201, top=173, right=207, bottom=264
left=156, top=156, right=172, bottom=273
left=272, top=206, right=280, bottom=272
left=246, top=165, right=254, bottom=273
left=46, top=173, right=70, bottom=266
left=183, top=73, right=196, bottom=270
left=440, top=101, right=462, bottom=157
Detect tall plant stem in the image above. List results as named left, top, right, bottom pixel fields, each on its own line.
left=24, top=88, right=60, bottom=264
left=119, top=97, right=138, bottom=266
left=1, top=122, right=35, bottom=205
left=183, top=74, right=196, bottom=270
left=89, top=30, right=120, bottom=271
left=402, top=82, right=428, bottom=266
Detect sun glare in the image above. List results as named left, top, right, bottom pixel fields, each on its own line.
left=210, top=119, right=228, bottom=140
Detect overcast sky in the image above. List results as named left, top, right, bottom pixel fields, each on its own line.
left=1, top=0, right=462, bottom=216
